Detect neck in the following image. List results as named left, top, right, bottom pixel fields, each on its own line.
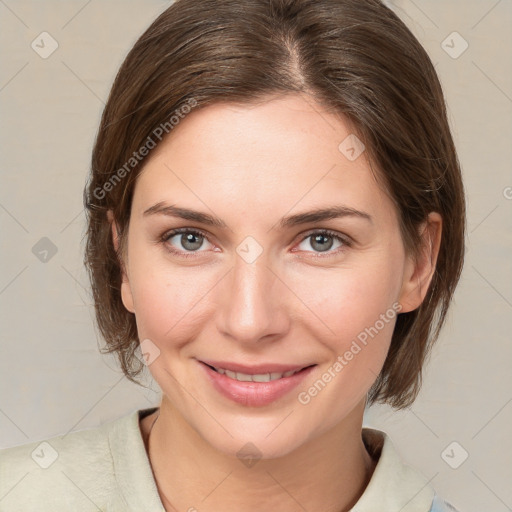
left=145, top=397, right=375, bottom=512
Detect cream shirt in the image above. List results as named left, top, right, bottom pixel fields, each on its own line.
left=0, top=407, right=458, bottom=511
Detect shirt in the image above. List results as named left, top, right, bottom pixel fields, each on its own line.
left=0, top=406, right=459, bottom=511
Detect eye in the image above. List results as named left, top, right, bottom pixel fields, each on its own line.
left=161, top=228, right=215, bottom=258
left=294, top=229, right=351, bottom=257
left=160, top=227, right=351, bottom=260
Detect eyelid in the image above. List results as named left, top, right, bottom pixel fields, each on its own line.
left=296, top=228, right=352, bottom=245
left=161, top=226, right=209, bottom=241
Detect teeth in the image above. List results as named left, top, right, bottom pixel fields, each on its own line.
left=236, top=372, right=253, bottom=382
left=252, top=373, right=271, bottom=382
left=213, top=366, right=301, bottom=382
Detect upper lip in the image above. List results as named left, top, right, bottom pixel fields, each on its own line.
left=199, top=360, right=314, bottom=375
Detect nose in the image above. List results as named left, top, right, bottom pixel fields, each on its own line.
left=216, top=249, right=290, bottom=345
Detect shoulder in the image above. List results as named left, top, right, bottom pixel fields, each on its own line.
left=0, top=408, right=145, bottom=511
left=354, top=428, right=461, bottom=512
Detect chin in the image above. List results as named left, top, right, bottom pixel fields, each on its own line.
left=202, top=424, right=307, bottom=462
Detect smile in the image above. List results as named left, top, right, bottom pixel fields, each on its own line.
left=198, top=360, right=316, bottom=407
left=207, top=364, right=304, bottom=382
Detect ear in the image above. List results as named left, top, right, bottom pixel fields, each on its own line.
left=398, top=212, right=442, bottom=313
left=108, top=210, right=135, bottom=314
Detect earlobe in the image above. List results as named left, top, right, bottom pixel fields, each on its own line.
left=108, top=210, right=135, bottom=314
left=398, top=212, right=442, bottom=313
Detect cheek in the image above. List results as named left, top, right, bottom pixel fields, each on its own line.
left=292, top=266, right=400, bottom=422
left=292, top=257, right=402, bottom=341
left=128, top=257, right=216, bottom=345
left=289, top=251, right=404, bottom=403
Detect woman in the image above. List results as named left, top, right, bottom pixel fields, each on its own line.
left=0, top=0, right=465, bottom=510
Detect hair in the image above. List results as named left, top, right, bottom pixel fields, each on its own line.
left=84, top=0, right=466, bottom=409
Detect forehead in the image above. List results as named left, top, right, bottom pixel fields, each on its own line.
left=132, top=93, right=394, bottom=226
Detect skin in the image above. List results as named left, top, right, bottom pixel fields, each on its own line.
left=110, top=92, right=442, bottom=512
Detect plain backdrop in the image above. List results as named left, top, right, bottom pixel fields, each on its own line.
left=0, top=1, right=511, bottom=511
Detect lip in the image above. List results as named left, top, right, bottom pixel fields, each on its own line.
left=198, top=360, right=316, bottom=407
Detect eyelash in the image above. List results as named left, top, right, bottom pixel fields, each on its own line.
left=160, top=227, right=352, bottom=260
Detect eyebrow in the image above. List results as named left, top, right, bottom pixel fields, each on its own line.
left=143, top=202, right=372, bottom=229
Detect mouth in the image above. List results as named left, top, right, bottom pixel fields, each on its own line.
left=202, top=362, right=313, bottom=382
left=198, top=360, right=317, bottom=407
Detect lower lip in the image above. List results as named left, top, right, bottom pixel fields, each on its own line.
left=199, top=361, right=315, bottom=407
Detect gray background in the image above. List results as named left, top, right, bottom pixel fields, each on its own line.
left=0, top=1, right=511, bottom=510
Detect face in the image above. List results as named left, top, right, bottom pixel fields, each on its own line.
left=114, top=93, right=435, bottom=459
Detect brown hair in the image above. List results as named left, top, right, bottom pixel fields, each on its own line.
left=84, top=0, right=465, bottom=408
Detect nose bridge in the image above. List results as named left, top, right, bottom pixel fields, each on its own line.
left=218, top=248, right=286, bottom=343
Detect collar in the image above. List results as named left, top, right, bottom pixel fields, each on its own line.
left=108, top=406, right=164, bottom=511
left=109, top=407, right=434, bottom=512
left=352, top=428, right=435, bottom=511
